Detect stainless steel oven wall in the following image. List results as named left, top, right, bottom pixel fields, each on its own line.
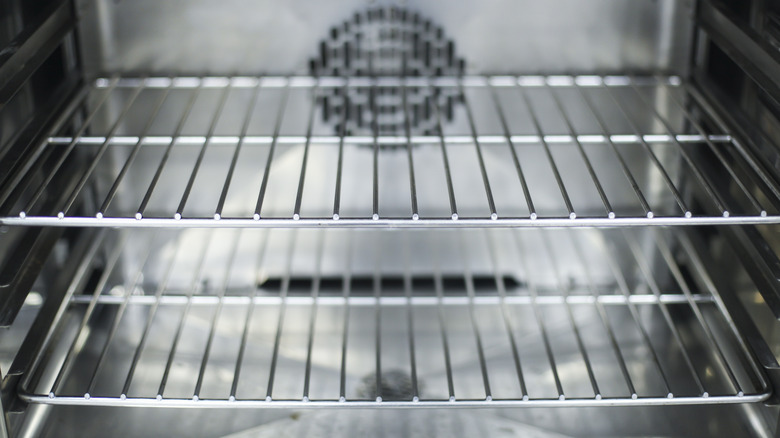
left=18, top=405, right=775, bottom=438
left=74, top=0, right=694, bottom=76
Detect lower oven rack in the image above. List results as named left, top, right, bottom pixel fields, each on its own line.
left=2, top=75, right=780, bottom=228
left=18, top=228, right=770, bottom=408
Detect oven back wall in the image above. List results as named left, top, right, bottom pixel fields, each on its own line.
left=74, top=0, right=694, bottom=76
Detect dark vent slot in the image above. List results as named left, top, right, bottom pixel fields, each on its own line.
left=260, top=275, right=521, bottom=296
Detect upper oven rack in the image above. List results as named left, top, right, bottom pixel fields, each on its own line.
left=2, top=74, right=778, bottom=228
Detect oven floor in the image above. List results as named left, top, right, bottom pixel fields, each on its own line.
left=16, top=404, right=775, bottom=438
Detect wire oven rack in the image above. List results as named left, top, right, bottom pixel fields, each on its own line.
left=18, top=228, right=769, bottom=407
left=2, top=75, right=780, bottom=228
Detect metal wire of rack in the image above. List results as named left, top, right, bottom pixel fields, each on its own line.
left=1, top=75, right=778, bottom=227
left=18, top=228, right=770, bottom=408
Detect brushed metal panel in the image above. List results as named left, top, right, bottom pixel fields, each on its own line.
left=75, top=0, right=693, bottom=76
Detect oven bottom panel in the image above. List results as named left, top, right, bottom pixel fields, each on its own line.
left=15, top=404, right=775, bottom=438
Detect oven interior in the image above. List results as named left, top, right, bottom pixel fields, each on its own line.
left=3, top=0, right=780, bottom=436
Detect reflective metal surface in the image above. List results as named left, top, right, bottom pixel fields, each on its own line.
left=15, top=404, right=773, bottom=438
left=3, top=1, right=780, bottom=437
left=74, top=0, right=693, bottom=76
left=4, top=75, right=780, bottom=227
left=19, top=228, right=768, bottom=410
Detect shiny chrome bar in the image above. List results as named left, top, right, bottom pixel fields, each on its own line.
left=373, top=232, right=382, bottom=401
left=57, top=82, right=145, bottom=218
left=137, top=86, right=202, bottom=219
left=458, top=233, right=493, bottom=400
left=215, top=82, right=264, bottom=219
left=19, top=230, right=109, bottom=394
left=98, top=84, right=173, bottom=217
left=49, top=232, right=129, bottom=397
left=402, top=234, right=420, bottom=401
left=69, top=293, right=716, bottom=307
left=683, top=82, right=780, bottom=204
left=10, top=216, right=780, bottom=227
left=371, top=85, right=380, bottom=220
left=459, top=81, right=498, bottom=219
left=175, top=85, right=232, bottom=219
left=602, top=84, right=691, bottom=217
left=658, top=82, right=765, bottom=216
left=293, top=86, right=320, bottom=221
left=511, top=231, right=565, bottom=400
left=402, top=84, right=420, bottom=220
left=597, top=233, right=674, bottom=396
left=19, top=228, right=768, bottom=407
left=46, top=134, right=731, bottom=147
left=574, top=83, right=652, bottom=217
left=432, top=241, right=456, bottom=401
left=515, top=84, right=575, bottom=219
left=620, top=231, right=707, bottom=396
left=120, top=232, right=188, bottom=397
left=429, top=82, right=458, bottom=220
left=566, top=229, right=637, bottom=398
left=264, top=230, right=298, bottom=400
left=157, top=232, right=215, bottom=399
left=338, top=232, right=354, bottom=402
left=488, top=84, right=535, bottom=219
left=546, top=85, right=613, bottom=218
left=85, top=231, right=160, bottom=396
left=332, top=84, right=349, bottom=221
left=16, top=394, right=771, bottom=408
left=650, top=231, right=742, bottom=395
left=5, top=75, right=777, bottom=227
left=254, top=83, right=291, bottom=219
left=229, top=229, right=271, bottom=401
left=193, top=230, right=243, bottom=399
left=539, top=230, right=601, bottom=399
left=302, top=232, right=326, bottom=401
left=625, top=81, right=728, bottom=216
left=17, top=78, right=119, bottom=216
